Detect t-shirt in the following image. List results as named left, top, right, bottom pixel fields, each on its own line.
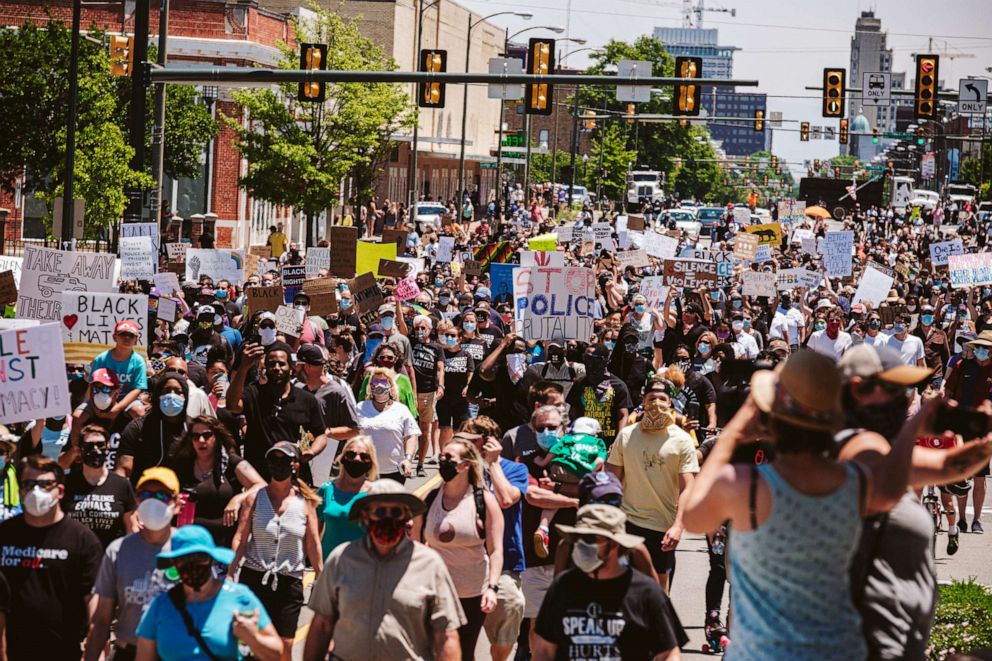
left=93, top=532, right=178, bottom=646
left=91, top=349, right=149, bottom=394
left=886, top=334, right=925, bottom=367
left=807, top=329, right=854, bottom=360
left=770, top=307, right=803, bottom=345
left=167, top=454, right=245, bottom=547
left=484, top=459, right=529, bottom=573
left=240, top=384, right=326, bottom=481
left=441, top=347, right=476, bottom=399
left=316, top=482, right=367, bottom=556
left=535, top=567, right=688, bottom=660
left=461, top=337, right=487, bottom=363
left=566, top=376, right=633, bottom=447
left=297, top=380, right=360, bottom=430
left=0, top=515, right=103, bottom=659
left=607, top=422, right=699, bottom=532
left=136, top=579, right=272, bottom=661
left=267, top=232, right=288, bottom=258
left=411, top=340, right=445, bottom=393
left=118, top=416, right=189, bottom=486
left=356, top=400, right=421, bottom=474
left=64, top=470, right=136, bottom=548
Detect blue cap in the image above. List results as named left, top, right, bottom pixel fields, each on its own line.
left=474, top=286, right=491, bottom=301
left=157, top=524, right=236, bottom=566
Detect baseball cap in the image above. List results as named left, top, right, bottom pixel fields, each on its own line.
left=266, top=441, right=300, bottom=460
left=296, top=343, right=326, bottom=366
left=115, top=320, right=140, bottom=335
left=293, top=292, right=310, bottom=304
left=136, top=466, right=180, bottom=496
left=839, top=343, right=932, bottom=386
left=474, top=286, right=492, bottom=301
left=90, top=368, right=120, bottom=388
left=767, top=339, right=790, bottom=357
left=195, top=305, right=215, bottom=319
left=568, top=417, right=602, bottom=437
left=578, top=471, right=623, bottom=503
left=257, top=311, right=276, bottom=324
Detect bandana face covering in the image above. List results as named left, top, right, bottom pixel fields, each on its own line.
left=369, top=517, right=406, bottom=545
left=640, top=399, right=675, bottom=432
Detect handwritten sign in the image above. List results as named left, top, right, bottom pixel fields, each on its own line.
left=734, top=234, right=759, bottom=261
left=437, top=236, right=455, bottom=263
left=615, top=249, right=650, bottom=270
left=513, top=267, right=596, bottom=341
left=348, top=272, right=383, bottom=326
left=640, top=275, right=669, bottom=310
left=61, top=292, right=148, bottom=363
left=733, top=207, right=751, bottom=225
left=823, top=231, right=855, bottom=278
left=395, top=277, right=421, bottom=302
left=120, top=235, right=155, bottom=280
left=853, top=265, right=895, bottom=307
left=0, top=256, right=23, bottom=287
left=745, top=222, right=783, bottom=246
left=186, top=249, right=244, bottom=284
left=556, top=225, right=574, bottom=243
left=0, top=271, right=17, bottom=305
left=329, top=226, right=359, bottom=278
left=152, top=272, right=181, bottom=295
left=520, top=251, right=566, bottom=268
left=777, top=268, right=822, bottom=291
left=0, top=323, right=71, bottom=424
left=247, top=285, right=284, bottom=313
left=662, top=259, right=718, bottom=289
left=382, top=229, right=407, bottom=248
left=274, top=304, right=305, bottom=337
left=249, top=245, right=272, bottom=259
left=464, top=260, right=482, bottom=277
left=156, top=297, right=178, bottom=323
left=17, top=246, right=117, bottom=321
left=643, top=231, right=679, bottom=259
left=742, top=271, right=777, bottom=297
left=627, top=215, right=646, bottom=231
left=591, top=222, right=613, bottom=247
left=301, top=278, right=338, bottom=316
left=930, top=239, right=964, bottom=267
left=166, top=243, right=188, bottom=261
left=378, top=259, right=410, bottom=279
left=121, top=222, right=160, bottom=259
left=949, top=253, right=992, bottom=288
left=305, top=246, right=330, bottom=279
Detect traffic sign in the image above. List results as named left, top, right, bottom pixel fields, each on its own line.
left=616, top=60, right=652, bottom=103
left=487, top=58, right=525, bottom=100
left=958, top=78, right=988, bottom=115
left=862, top=71, right=891, bottom=107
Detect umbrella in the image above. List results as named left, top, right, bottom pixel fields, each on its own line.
left=805, top=206, right=831, bottom=219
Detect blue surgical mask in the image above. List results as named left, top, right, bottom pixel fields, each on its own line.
left=815, top=320, right=827, bottom=332
left=439, top=295, right=451, bottom=306
left=697, top=342, right=710, bottom=355
left=893, top=323, right=907, bottom=335
left=340, top=298, right=352, bottom=310
left=159, top=393, right=185, bottom=417
left=605, top=340, right=616, bottom=351
left=921, top=314, right=934, bottom=325
left=435, top=279, right=444, bottom=287
left=710, top=291, right=720, bottom=301
left=381, top=316, right=395, bottom=331
left=635, top=304, right=646, bottom=314
left=444, top=335, right=457, bottom=347
left=536, top=430, right=558, bottom=451
left=976, top=347, right=991, bottom=361
left=463, top=322, right=476, bottom=333
left=732, top=299, right=743, bottom=309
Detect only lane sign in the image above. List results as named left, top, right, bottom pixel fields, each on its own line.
left=959, top=78, right=988, bottom=115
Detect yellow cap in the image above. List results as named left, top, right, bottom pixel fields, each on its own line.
left=136, top=467, right=180, bottom=495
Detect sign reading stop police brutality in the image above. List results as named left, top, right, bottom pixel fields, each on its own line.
left=0, top=323, right=71, bottom=424
left=513, top=267, right=596, bottom=341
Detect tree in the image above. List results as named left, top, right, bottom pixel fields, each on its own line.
left=529, top=151, right=573, bottom=187
left=225, top=4, right=414, bottom=245
left=958, top=143, right=991, bottom=197
left=583, top=123, right=636, bottom=201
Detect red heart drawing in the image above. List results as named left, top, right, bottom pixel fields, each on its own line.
left=64, top=314, right=79, bottom=330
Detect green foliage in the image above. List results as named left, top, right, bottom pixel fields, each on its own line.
left=225, top=3, right=414, bottom=240
left=929, top=579, right=992, bottom=660
left=958, top=144, right=991, bottom=196
left=583, top=123, right=636, bottom=201
left=528, top=151, right=573, bottom=186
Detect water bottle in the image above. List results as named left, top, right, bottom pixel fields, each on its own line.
left=235, top=598, right=256, bottom=659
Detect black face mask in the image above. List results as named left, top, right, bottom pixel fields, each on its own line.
left=585, top=355, right=609, bottom=380
left=266, top=369, right=289, bottom=387
left=177, top=562, right=213, bottom=591
left=847, top=399, right=907, bottom=440
left=81, top=445, right=108, bottom=468
left=548, top=351, right=564, bottom=366
left=267, top=458, right=295, bottom=482
left=438, top=459, right=460, bottom=482
left=341, top=458, right=371, bottom=478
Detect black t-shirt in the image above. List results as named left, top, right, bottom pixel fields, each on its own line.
left=461, top=337, right=487, bottom=363
left=118, top=416, right=189, bottom=485
left=411, top=340, right=445, bottom=393
left=535, top=567, right=688, bottom=660
left=167, top=453, right=245, bottom=546
left=63, top=471, right=135, bottom=548
left=566, top=376, right=633, bottom=447
left=478, top=326, right=505, bottom=355
left=0, top=515, right=103, bottom=659
left=240, top=384, right=326, bottom=480
left=441, top=347, right=475, bottom=400
left=77, top=407, right=134, bottom=471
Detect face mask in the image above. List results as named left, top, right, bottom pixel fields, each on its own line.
left=536, top=430, right=559, bottom=451
left=159, top=393, right=185, bottom=418
left=197, top=320, right=213, bottom=330
left=213, top=314, right=223, bottom=326
left=584, top=355, right=608, bottom=379
left=438, top=459, right=460, bottom=482
left=732, top=321, right=744, bottom=333
left=697, top=342, right=710, bottom=355
left=177, top=562, right=212, bottom=591
left=341, top=457, right=371, bottom=478
left=743, top=319, right=752, bottom=329
left=68, top=371, right=86, bottom=381
left=906, top=305, right=917, bottom=313
left=640, top=399, right=675, bottom=432
left=893, top=323, right=907, bottom=335
left=368, top=517, right=406, bottom=546
left=548, top=351, right=564, bottom=366
left=868, top=320, right=881, bottom=330
left=259, top=327, right=277, bottom=346
left=435, top=279, right=444, bottom=287
left=23, top=486, right=58, bottom=517
left=635, top=304, right=646, bottom=314
left=710, top=291, right=720, bottom=301
left=93, top=392, right=114, bottom=411
left=371, top=383, right=392, bottom=401
left=267, top=458, right=294, bottom=482
left=848, top=400, right=908, bottom=440
left=415, top=330, right=428, bottom=341
left=605, top=340, right=616, bottom=351
left=814, top=320, right=827, bottom=332
left=340, top=298, right=353, bottom=310
left=81, top=445, right=107, bottom=468
left=381, top=316, right=395, bottom=331
left=463, top=322, right=476, bottom=333
left=137, top=498, right=174, bottom=531
left=732, top=300, right=743, bottom=309
left=976, top=348, right=990, bottom=361
left=444, top=336, right=458, bottom=348
left=571, top=539, right=605, bottom=574
left=921, top=314, right=934, bottom=325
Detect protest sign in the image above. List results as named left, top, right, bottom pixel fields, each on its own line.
left=615, top=216, right=628, bottom=232
left=274, top=305, right=305, bottom=337
left=791, top=228, right=814, bottom=245
left=61, top=292, right=148, bottom=363
left=626, top=215, right=646, bottom=231
left=754, top=244, right=773, bottom=264
left=186, top=249, right=244, bottom=284
left=520, top=251, right=566, bottom=268
left=733, top=207, right=751, bottom=225
left=17, top=246, right=117, bottom=321
left=281, top=265, right=306, bottom=303
left=0, top=256, right=23, bottom=287
left=643, top=231, right=679, bottom=260
left=395, top=277, right=421, bottom=302
left=348, top=272, right=383, bottom=326
left=301, top=278, right=338, bottom=316
left=513, top=267, right=596, bottom=341
left=745, top=223, right=783, bottom=246
left=449, top=262, right=462, bottom=277
left=249, top=246, right=272, bottom=259
left=120, top=235, right=155, bottom=280
left=662, top=259, right=718, bottom=289
left=948, top=253, right=992, bottom=288
left=356, top=242, right=397, bottom=277
left=305, top=246, right=330, bottom=279
left=867, top=260, right=896, bottom=280
left=929, top=239, right=964, bottom=267
left=156, top=297, right=178, bottom=323
left=378, top=259, right=410, bottom=279
left=463, top=260, right=482, bottom=277
left=853, top=265, right=895, bottom=307
left=556, top=225, right=574, bottom=243
left=165, top=243, right=188, bottom=261
left=0, top=323, right=71, bottom=424
left=382, top=229, right=407, bottom=247
left=153, top=272, right=181, bottom=295
left=121, top=222, right=160, bottom=258
left=490, top=263, right=518, bottom=306
left=247, top=285, right=284, bottom=313
left=734, top=234, right=759, bottom=261
left=528, top=233, right=558, bottom=251
left=879, top=304, right=908, bottom=326
left=640, top=275, right=669, bottom=310
left=615, top=250, right=650, bottom=270
left=742, top=271, right=777, bottom=297
left=397, top=257, right=425, bottom=276
left=329, top=226, right=358, bottom=277
left=0, top=271, right=17, bottom=305
left=823, top=231, right=855, bottom=278
left=801, top=236, right=818, bottom=256
left=776, top=268, right=822, bottom=291
left=437, top=236, right=455, bottom=263
left=591, top=223, right=613, bottom=246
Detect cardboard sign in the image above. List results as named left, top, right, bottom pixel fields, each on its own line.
left=626, top=215, right=646, bottom=231
left=382, top=229, right=407, bottom=247
left=121, top=222, right=160, bottom=259
left=590, top=223, right=613, bottom=248
left=823, top=231, right=855, bottom=278
left=662, top=259, right=718, bottom=289
left=733, top=207, right=751, bottom=225
left=437, top=236, right=455, bottom=263
left=879, top=304, right=907, bottom=326
left=0, top=256, right=23, bottom=287
left=512, top=267, right=596, bottom=341
left=395, top=276, right=421, bottom=302
left=247, top=285, right=285, bottom=313
left=348, top=272, right=383, bottom=326
left=0, top=323, right=71, bottom=424
left=61, top=292, right=148, bottom=363
left=949, top=253, right=992, bottom=288
left=742, top=271, right=777, bottom=297
left=853, top=265, right=895, bottom=307
left=0, top=271, right=17, bottom=305
left=166, top=243, right=188, bottom=261
left=643, top=231, right=679, bottom=259
left=378, top=259, right=410, bottom=279
left=639, top=275, right=669, bottom=310
left=17, top=246, right=117, bottom=321
left=249, top=245, right=272, bottom=259
left=734, top=234, right=759, bottom=261
left=120, top=235, right=155, bottom=280
left=186, top=249, right=245, bottom=284
left=930, top=239, right=965, bottom=267
left=745, top=223, right=783, bottom=246
left=153, top=272, right=181, bottom=296
left=156, top=297, right=178, bottom=323
left=302, top=278, right=339, bottom=316
left=615, top=250, right=651, bottom=270
left=329, top=226, right=359, bottom=278
left=556, top=225, right=574, bottom=244
left=305, top=246, right=330, bottom=279
left=463, top=260, right=482, bottom=277
left=274, top=304, right=305, bottom=337
left=520, top=251, right=566, bottom=268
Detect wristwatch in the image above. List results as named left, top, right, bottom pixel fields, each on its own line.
left=486, top=583, right=500, bottom=593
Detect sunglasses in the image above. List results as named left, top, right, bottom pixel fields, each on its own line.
left=535, top=425, right=559, bottom=433
left=443, top=333, right=459, bottom=339
left=22, top=478, right=59, bottom=491
left=92, top=385, right=115, bottom=394
left=67, top=366, right=86, bottom=373
left=191, top=431, right=215, bottom=441
left=116, top=332, right=137, bottom=340
left=138, top=490, right=173, bottom=503
left=343, top=450, right=371, bottom=462
left=369, top=505, right=409, bottom=520
left=173, top=555, right=212, bottom=570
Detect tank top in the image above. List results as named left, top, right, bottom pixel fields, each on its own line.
left=424, top=487, right=488, bottom=598
left=243, top=488, right=308, bottom=588
left=727, top=463, right=866, bottom=661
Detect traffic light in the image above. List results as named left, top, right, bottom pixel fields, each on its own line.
left=627, top=103, right=636, bottom=124
left=673, top=56, right=702, bottom=116
left=914, top=54, right=939, bottom=120
left=872, top=127, right=879, bottom=144
left=838, top=119, right=849, bottom=144
left=800, top=122, right=810, bottom=141
left=754, top=109, right=765, bottom=132
left=822, top=68, right=846, bottom=117
left=298, top=43, right=327, bottom=103
left=417, top=49, right=447, bottom=108
left=916, top=126, right=926, bottom=145
left=109, top=35, right=133, bottom=77
left=525, top=38, right=555, bottom=115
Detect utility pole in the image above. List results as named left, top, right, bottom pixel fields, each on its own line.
left=567, top=91, right=580, bottom=203
left=60, top=0, right=82, bottom=247
left=523, top=114, right=532, bottom=199
left=456, top=13, right=471, bottom=205
left=125, top=0, right=149, bottom=224
left=150, top=0, right=169, bottom=232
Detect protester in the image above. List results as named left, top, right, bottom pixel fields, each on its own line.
left=356, top=367, right=420, bottom=482
left=116, top=371, right=191, bottom=484
left=316, top=435, right=377, bottom=557
left=91, top=320, right=149, bottom=412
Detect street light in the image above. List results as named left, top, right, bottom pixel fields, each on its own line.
left=457, top=11, right=532, bottom=207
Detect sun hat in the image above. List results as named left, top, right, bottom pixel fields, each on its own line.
left=348, top=478, right=426, bottom=520
left=838, top=344, right=932, bottom=386
left=556, top=504, right=644, bottom=549
left=157, top=524, right=236, bottom=566
left=967, top=330, right=992, bottom=349
left=750, top=349, right=844, bottom=432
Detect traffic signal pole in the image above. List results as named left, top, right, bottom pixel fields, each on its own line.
left=60, top=0, right=82, bottom=247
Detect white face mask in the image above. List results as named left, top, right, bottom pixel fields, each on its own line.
left=571, top=539, right=605, bottom=574
left=23, top=486, right=58, bottom=517
left=137, top=498, right=174, bottom=531
left=259, top=327, right=278, bottom=346
left=93, top=392, right=114, bottom=411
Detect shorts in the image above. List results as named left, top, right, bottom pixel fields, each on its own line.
left=416, top=391, right=437, bottom=423
left=521, top=564, right=555, bottom=619
left=547, top=462, right=585, bottom=484
left=978, top=462, right=990, bottom=478
left=238, top=567, right=304, bottom=638
left=484, top=571, right=525, bottom=646
left=436, top=396, right=469, bottom=429
left=626, top=521, right=677, bottom=581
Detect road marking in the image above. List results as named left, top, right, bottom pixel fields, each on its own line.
left=414, top=475, right=441, bottom=497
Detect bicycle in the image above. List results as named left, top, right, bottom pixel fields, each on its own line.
left=921, top=485, right=942, bottom=556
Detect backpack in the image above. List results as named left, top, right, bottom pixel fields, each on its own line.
left=422, top=484, right=487, bottom=541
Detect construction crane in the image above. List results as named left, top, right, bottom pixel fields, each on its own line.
left=911, top=38, right=975, bottom=61
left=683, top=0, right=735, bottom=29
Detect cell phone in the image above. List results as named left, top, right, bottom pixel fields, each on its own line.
left=933, top=403, right=989, bottom=440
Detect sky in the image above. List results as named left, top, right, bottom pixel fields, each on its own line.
left=458, top=0, right=992, bottom=175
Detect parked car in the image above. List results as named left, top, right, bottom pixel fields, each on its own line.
left=412, top=202, right=448, bottom=233
left=696, top=207, right=725, bottom=229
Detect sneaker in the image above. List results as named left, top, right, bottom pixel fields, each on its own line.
left=534, top=528, right=550, bottom=559
left=947, top=532, right=960, bottom=556
left=416, top=465, right=426, bottom=477
left=958, top=519, right=968, bottom=534
left=973, top=520, right=985, bottom=534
